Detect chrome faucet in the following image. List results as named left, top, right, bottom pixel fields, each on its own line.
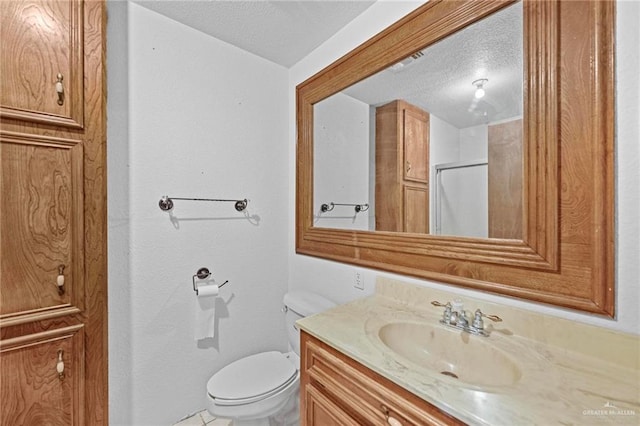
left=431, top=301, right=502, bottom=337
left=438, top=302, right=453, bottom=324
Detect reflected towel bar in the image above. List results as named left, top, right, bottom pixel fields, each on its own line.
left=321, top=202, right=369, bottom=213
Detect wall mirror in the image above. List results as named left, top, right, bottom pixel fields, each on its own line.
left=297, top=0, right=615, bottom=316
left=313, top=1, right=523, bottom=239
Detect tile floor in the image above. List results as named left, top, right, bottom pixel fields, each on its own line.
left=172, top=410, right=231, bottom=426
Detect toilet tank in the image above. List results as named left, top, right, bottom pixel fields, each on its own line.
left=283, top=291, right=335, bottom=355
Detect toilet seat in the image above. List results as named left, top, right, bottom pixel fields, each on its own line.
left=207, top=351, right=298, bottom=406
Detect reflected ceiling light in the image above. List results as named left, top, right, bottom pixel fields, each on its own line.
left=472, top=78, right=488, bottom=99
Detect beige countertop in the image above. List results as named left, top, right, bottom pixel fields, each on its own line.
left=297, top=278, right=640, bottom=425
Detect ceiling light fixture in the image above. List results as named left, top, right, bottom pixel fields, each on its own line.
left=472, top=78, right=488, bottom=99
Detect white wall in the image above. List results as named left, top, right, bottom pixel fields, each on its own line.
left=456, top=124, right=488, bottom=237
left=314, top=93, right=371, bottom=230
left=429, top=114, right=460, bottom=166
left=107, top=3, right=289, bottom=424
left=106, top=2, right=132, bottom=422
left=288, top=0, right=640, bottom=336
left=429, top=114, right=460, bottom=233
left=459, top=123, right=488, bottom=160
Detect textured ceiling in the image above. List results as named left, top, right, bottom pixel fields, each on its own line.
left=342, top=2, right=523, bottom=129
left=132, top=0, right=376, bottom=67
left=132, top=1, right=522, bottom=127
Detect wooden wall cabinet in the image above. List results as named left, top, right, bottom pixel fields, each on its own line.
left=1, top=326, right=85, bottom=425
left=0, top=0, right=107, bottom=424
left=1, top=0, right=84, bottom=128
left=1, top=132, right=85, bottom=323
left=375, top=100, right=430, bottom=233
left=301, top=331, right=464, bottom=426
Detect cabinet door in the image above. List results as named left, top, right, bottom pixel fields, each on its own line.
left=1, top=132, right=84, bottom=324
left=0, top=0, right=84, bottom=128
left=302, top=332, right=464, bottom=426
left=0, top=325, right=85, bottom=425
left=404, top=185, right=429, bottom=233
left=488, top=119, right=523, bottom=239
left=304, top=384, right=361, bottom=426
left=403, top=108, right=429, bottom=183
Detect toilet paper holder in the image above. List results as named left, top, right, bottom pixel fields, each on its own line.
left=192, top=267, right=229, bottom=295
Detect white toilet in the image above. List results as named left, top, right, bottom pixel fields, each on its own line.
left=205, top=291, right=336, bottom=426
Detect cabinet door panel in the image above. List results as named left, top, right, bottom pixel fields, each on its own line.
left=1, top=132, right=84, bottom=323
left=0, top=0, right=84, bottom=128
left=305, top=384, right=361, bottom=426
left=0, top=325, right=85, bottom=426
left=488, top=119, right=523, bottom=239
left=404, top=186, right=429, bottom=233
left=403, top=108, right=429, bottom=183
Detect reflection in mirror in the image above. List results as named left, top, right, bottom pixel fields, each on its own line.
left=314, top=1, right=523, bottom=238
left=314, top=93, right=374, bottom=230
left=301, top=0, right=615, bottom=315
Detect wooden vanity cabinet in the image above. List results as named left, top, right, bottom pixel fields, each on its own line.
left=301, top=331, right=464, bottom=426
left=375, top=100, right=430, bottom=233
left=0, top=0, right=107, bottom=424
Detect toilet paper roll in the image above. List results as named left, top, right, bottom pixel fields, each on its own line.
left=195, top=283, right=218, bottom=341
left=197, top=283, right=219, bottom=297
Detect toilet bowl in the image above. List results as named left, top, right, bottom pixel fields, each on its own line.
left=205, top=291, right=335, bottom=425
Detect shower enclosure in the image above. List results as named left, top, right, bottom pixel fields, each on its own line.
left=433, top=160, right=488, bottom=238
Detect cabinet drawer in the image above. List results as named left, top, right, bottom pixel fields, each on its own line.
left=1, top=131, right=84, bottom=325
left=0, top=0, right=84, bottom=128
left=302, top=332, right=464, bottom=426
left=0, top=325, right=85, bottom=425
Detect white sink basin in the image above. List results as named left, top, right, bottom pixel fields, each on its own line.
left=378, top=321, right=521, bottom=389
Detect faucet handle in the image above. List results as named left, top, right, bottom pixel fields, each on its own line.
left=431, top=301, right=453, bottom=324
left=457, top=309, right=469, bottom=328
left=474, top=309, right=502, bottom=322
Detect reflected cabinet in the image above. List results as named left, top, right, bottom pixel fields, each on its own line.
left=375, top=100, right=430, bottom=233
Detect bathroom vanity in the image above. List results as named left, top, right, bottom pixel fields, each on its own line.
left=301, top=331, right=462, bottom=425
left=298, top=279, right=640, bottom=425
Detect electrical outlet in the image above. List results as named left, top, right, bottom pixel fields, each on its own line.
left=354, top=270, right=365, bottom=290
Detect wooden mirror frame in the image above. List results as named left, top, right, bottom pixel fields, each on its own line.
left=296, top=0, right=615, bottom=316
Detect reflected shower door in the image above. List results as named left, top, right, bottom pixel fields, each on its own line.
left=434, top=161, right=488, bottom=238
